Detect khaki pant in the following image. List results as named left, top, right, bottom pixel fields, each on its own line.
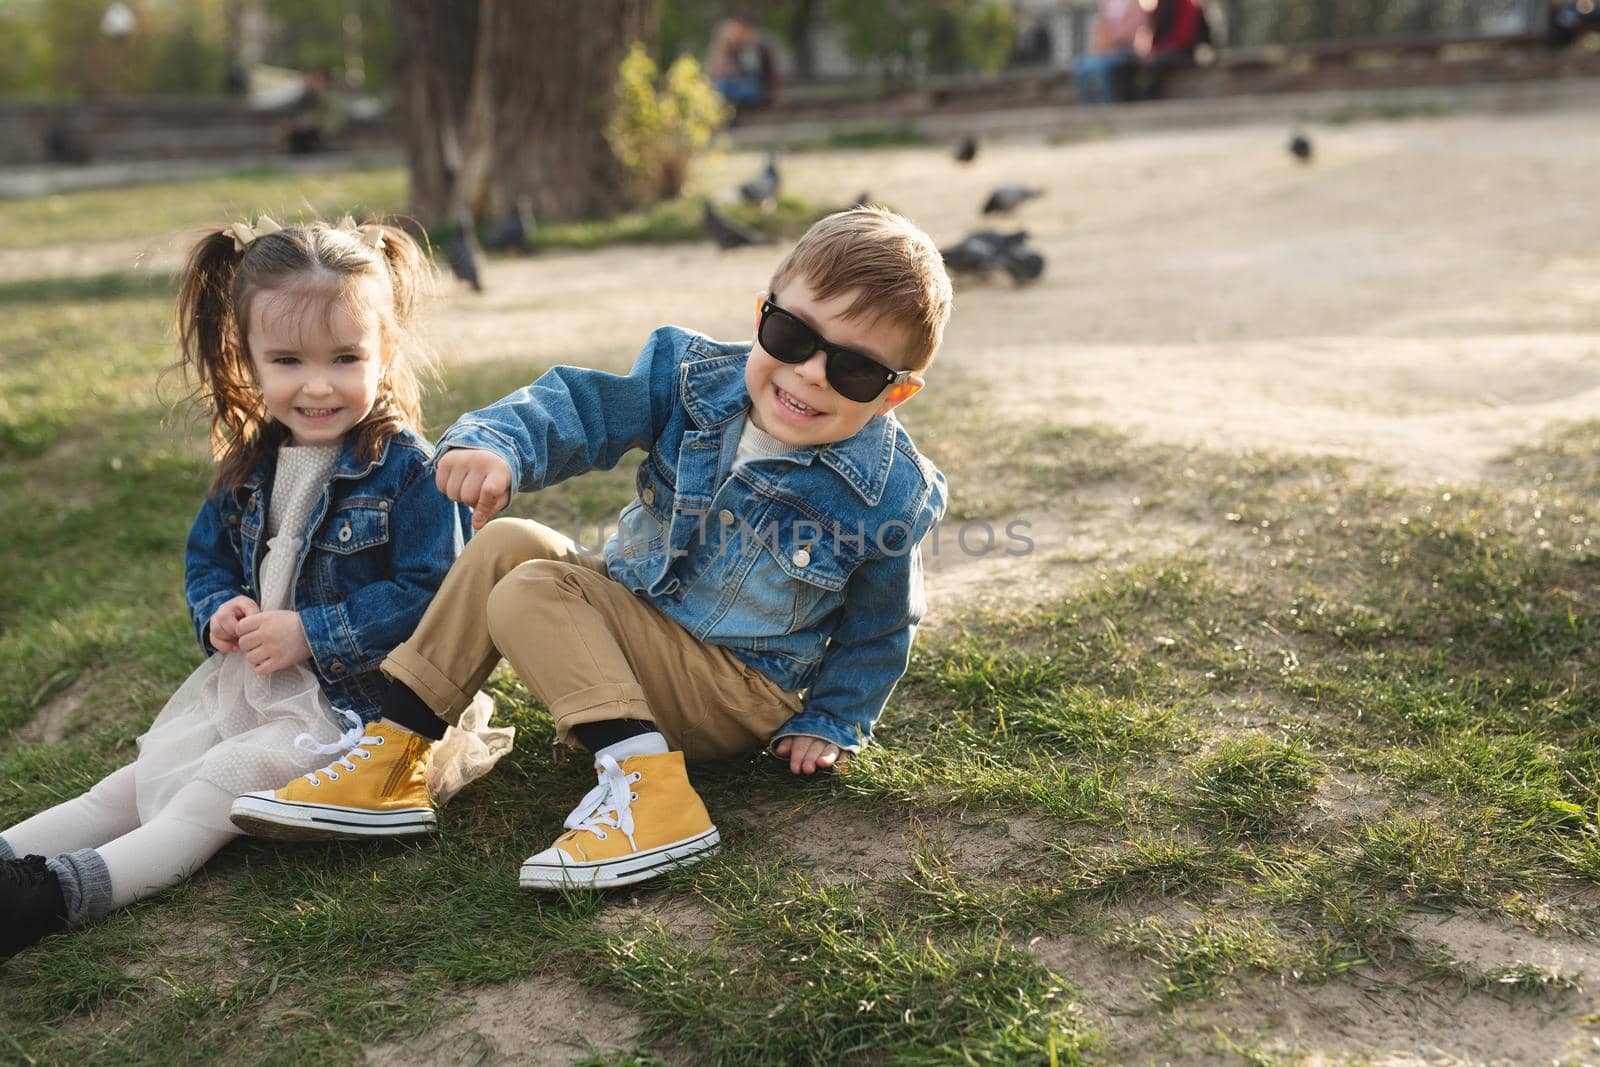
left=383, top=518, right=801, bottom=761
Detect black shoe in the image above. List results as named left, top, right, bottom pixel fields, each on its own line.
left=0, top=855, right=68, bottom=957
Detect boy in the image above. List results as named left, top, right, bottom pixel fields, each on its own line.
left=230, top=208, right=952, bottom=890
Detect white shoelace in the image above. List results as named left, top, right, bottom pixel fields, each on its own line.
left=563, top=755, right=642, bottom=850
left=291, top=709, right=383, bottom=785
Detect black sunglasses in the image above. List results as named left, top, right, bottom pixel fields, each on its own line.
left=758, top=297, right=913, bottom=404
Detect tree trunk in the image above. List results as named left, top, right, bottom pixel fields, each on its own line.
left=392, top=0, right=659, bottom=226
left=786, top=0, right=818, bottom=82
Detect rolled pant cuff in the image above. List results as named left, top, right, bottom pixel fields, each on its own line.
left=548, top=683, right=654, bottom=747
left=383, top=647, right=474, bottom=727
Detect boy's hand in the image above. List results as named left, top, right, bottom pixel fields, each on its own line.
left=436, top=448, right=514, bottom=531
left=235, top=610, right=312, bottom=676
left=208, top=595, right=260, bottom=653
left=774, top=735, right=842, bottom=776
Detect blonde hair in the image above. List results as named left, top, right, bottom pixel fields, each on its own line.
left=767, top=207, right=953, bottom=371
left=173, top=218, right=438, bottom=495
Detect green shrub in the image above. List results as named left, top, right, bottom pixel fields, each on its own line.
left=607, top=43, right=731, bottom=204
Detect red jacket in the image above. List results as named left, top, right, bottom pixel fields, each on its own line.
left=1152, top=0, right=1207, bottom=55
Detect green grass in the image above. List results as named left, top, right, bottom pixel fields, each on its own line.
left=0, top=163, right=408, bottom=249
left=1103, top=914, right=1324, bottom=1004
left=0, top=162, right=832, bottom=265
left=3, top=166, right=1600, bottom=1062
left=824, top=124, right=933, bottom=150
left=1185, top=736, right=1320, bottom=837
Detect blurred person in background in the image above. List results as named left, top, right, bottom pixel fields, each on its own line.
left=708, top=17, right=781, bottom=113
left=284, top=68, right=333, bottom=155
left=1073, top=0, right=1147, bottom=104
left=1137, top=0, right=1211, bottom=98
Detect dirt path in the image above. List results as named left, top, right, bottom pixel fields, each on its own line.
left=412, top=106, right=1600, bottom=486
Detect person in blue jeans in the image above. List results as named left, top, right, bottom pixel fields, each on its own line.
left=1074, top=0, right=1147, bottom=104
left=232, top=207, right=954, bottom=892
left=709, top=17, right=780, bottom=109
left=0, top=217, right=471, bottom=956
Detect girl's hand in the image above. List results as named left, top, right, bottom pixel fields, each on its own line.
left=235, top=610, right=312, bottom=676
left=436, top=448, right=513, bottom=531
left=208, top=595, right=261, bottom=652
left=773, top=735, right=843, bottom=776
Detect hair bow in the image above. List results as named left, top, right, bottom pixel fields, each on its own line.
left=228, top=215, right=283, bottom=252
left=337, top=214, right=386, bottom=251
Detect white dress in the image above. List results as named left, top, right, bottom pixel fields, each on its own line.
left=134, top=445, right=511, bottom=834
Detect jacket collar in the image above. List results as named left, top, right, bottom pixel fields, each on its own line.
left=680, top=346, right=895, bottom=507
left=332, top=430, right=393, bottom=480
left=233, top=427, right=394, bottom=502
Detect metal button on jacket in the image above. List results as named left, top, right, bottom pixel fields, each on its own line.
left=338, top=523, right=353, bottom=543
left=642, top=486, right=656, bottom=506
left=718, top=509, right=735, bottom=525
left=791, top=547, right=811, bottom=568
left=329, top=658, right=346, bottom=675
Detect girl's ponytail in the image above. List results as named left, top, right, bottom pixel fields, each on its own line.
left=364, top=221, right=431, bottom=330
left=174, top=229, right=269, bottom=496
left=352, top=220, right=439, bottom=448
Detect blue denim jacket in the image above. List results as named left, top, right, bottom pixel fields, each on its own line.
left=184, top=427, right=471, bottom=721
left=436, top=326, right=947, bottom=753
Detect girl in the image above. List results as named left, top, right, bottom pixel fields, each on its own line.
left=0, top=217, right=501, bottom=955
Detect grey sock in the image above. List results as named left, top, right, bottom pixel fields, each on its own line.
left=0, top=834, right=14, bottom=861
left=47, top=848, right=113, bottom=926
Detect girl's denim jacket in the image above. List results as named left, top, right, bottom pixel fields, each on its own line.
left=436, top=327, right=947, bottom=753
left=184, top=428, right=470, bottom=721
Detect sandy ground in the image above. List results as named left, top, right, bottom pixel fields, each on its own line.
left=419, top=105, right=1600, bottom=480
left=13, top=103, right=1600, bottom=1065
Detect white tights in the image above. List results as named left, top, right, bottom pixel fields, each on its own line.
left=2, top=764, right=238, bottom=911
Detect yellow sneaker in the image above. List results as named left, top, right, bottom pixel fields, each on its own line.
left=229, top=721, right=437, bottom=840
left=519, top=750, right=719, bottom=890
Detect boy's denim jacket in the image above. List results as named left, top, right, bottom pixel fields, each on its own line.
left=184, top=427, right=470, bottom=721
left=436, top=326, right=947, bottom=753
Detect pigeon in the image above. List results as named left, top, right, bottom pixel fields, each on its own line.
left=445, top=219, right=482, bottom=292
left=968, top=228, right=1031, bottom=250
left=1001, top=247, right=1045, bottom=284
left=703, top=202, right=768, bottom=250
left=981, top=185, right=1044, bottom=215
left=482, top=197, right=534, bottom=253
left=738, top=152, right=780, bottom=208
left=940, top=238, right=997, bottom=276
left=941, top=229, right=1027, bottom=270
left=940, top=229, right=1044, bottom=285
left=953, top=135, right=978, bottom=164
left=1288, top=131, right=1313, bottom=163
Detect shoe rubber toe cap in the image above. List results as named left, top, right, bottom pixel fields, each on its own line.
left=521, top=845, right=579, bottom=869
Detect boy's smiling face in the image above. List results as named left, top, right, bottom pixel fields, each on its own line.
left=744, top=279, right=924, bottom=449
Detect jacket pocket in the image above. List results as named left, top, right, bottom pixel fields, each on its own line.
left=313, top=498, right=391, bottom=555
left=741, top=518, right=852, bottom=634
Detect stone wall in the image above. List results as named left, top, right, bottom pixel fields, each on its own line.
left=0, top=98, right=392, bottom=167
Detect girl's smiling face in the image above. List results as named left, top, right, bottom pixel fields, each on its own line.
left=246, top=279, right=386, bottom=447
